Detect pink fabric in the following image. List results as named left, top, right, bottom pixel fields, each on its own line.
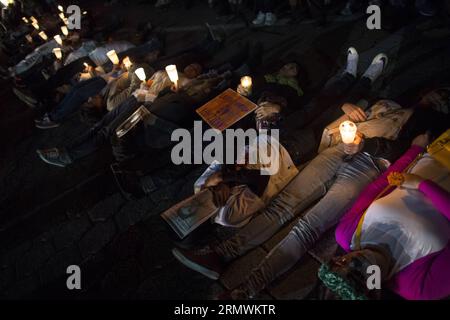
left=419, top=180, right=450, bottom=220
left=335, top=145, right=424, bottom=252
left=335, top=145, right=450, bottom=300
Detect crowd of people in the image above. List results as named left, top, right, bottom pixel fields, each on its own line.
left=0, top=0, right=449, bottom=300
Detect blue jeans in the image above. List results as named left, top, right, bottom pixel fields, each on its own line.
left=215, top=145, right=381, bottom=295
left=50, top=77, right=107, bottom=122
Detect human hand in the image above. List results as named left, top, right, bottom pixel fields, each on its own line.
left=342, top=103, right=367, bottom=122
left=411, top=133, right=430, bottom=148
left=204, top=172, right=223, bottom=188
left=400, top=173, right=424, bottom=190
left=255, top=102, right=281, bottom=120
left=343, top=132, right=364, bottom=155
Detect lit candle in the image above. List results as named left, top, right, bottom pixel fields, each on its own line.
left=31, top=21, right=39, bottom=30
left=61, top=26, right=68, bottom=36
left=165, top=65, right=179, bottom=89
left=135, top=68, right=146, bottom=82
left=25, top=34, right=33, bottom=43
left=63, top=17, right=69, bottom=25
left=83, top=11, right=87, bottom=15
left=58, top=12, right=65, bottom=20
left=240, top=76, right=252, bottom=96
left=52, top=47, right=62, bottom=60
left=38, top=31, right=48, bottom=41
left=58, top=5, right=63, bottom=12
left=123, top=56, right=132, bottom=70
left=339, top=121, right=357, bottom=144
left=54, top=35, right=63, bottom=46
left=106, top=50, right=120, bottom=65
left=30, top=16, right=37, bottom=24
left=83, top=62, right=89, bottom=69
left=22, top=17, right=29, bottom=23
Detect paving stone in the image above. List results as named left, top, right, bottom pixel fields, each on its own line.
left=52, top=214, right=91, bottom=251
left=38, top=244, right=82, bottom=286
left=16, top=237, right=54, bottom=279
left=79, top=219, right=117, bottom=259
left=88, top=193, right=126, bottom=223
left=267, top=254, right=320, bottom=300
left=114, top=200, right=147, bottom=233
left=4, top=273, right=40, bottom=299
left=220, top=247, right=267, bottom=290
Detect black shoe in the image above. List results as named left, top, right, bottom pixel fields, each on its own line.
left=172, top=246, right=225, bottom=280
left=37, top=148, right=72, bottom=167
left=35, top=114, right=60, bottom=129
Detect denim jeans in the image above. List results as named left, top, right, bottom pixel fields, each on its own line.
left=215, top=145, right=381, bottom=295
left=49, top=77, right=107, bottom=122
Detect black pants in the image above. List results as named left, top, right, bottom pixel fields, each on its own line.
left=255, top=0, right=276, bottom=12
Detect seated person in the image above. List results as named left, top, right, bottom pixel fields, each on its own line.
left=170, top=96, right=449, bottom=299
left=319, top=134, right=450, bottom=300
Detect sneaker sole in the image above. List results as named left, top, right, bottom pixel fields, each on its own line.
left=35, top=123, right=60, bottom=129
left=172, top=248, right=220, bottom=280
left=36, top=151, right=67, bottom=168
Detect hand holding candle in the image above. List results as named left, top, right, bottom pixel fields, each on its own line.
left=61, top=26, right=69, bottom=36
left=38, top=31, right=48, bottom=41
left=123, top=56, right=132, bottom=70
left=54, top=35, right=63, bottom=46
left=135, top=67, right=147, bottom=83
left=52, top=47, right=62, bottom=60
left=238, top=76, right=252, bottom=97
left=165, top=65, right=179, bottom=90
left=107, top=50, right=120, bottom=65
left=340, top=121, right=363, bottom=155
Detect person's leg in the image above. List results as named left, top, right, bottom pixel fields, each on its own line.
left=214, top=145, right=348, bottom=260
left=284, top=72, right=357, bottom=130
left=65, top=96, right=141, bottom=161
left=48, top=77, right=107, bottom=122
left=234, top=149, right=381, bottom=297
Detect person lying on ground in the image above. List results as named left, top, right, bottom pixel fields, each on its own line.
left=35, top=63, right=229, bottom=167
left=320, top=138, right=450, bottom=300
left=170, top=98, right=449, bottom=299
left=33, top=56, right=144, bottom=129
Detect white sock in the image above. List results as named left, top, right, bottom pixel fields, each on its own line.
left=345, top=49, right=358, bottom=77
left=363, top=60, right=385, bottom=82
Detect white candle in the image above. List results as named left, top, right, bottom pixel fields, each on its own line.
left=239, top=76, right=252, bottom=96
left=339, top=121, right=357, bottom=144
left=135, top=68, right=146, bottom=82
left=106, top=50, right=120, bottom=65
left=38, top=31, right=48, bottom=41
left=22, top=17, right=29, bottom=23
left=63, top=17, right=69, bottom=25
left=54, top=35, right=63, bottom=46
left=31, top=21, right=39, bottom=30
left=165, top=65, right=179, bottom=88
left=30, top=16, right=37, bottom=24
left=58, top=12, right=65, bottom=21
left=61, top=26, right=68, bottom=36
left=241, top=76, right=252, bottom=89
left=52, top=47, right=62, bottom=60
left=25, top=34, right=33, bottom=43
left=123, top=56, right=132, bottom=70
left=58, top=5, right=63, bottom=12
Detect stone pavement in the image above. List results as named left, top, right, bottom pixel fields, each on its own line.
left=0, top=1, right=449, bottom=299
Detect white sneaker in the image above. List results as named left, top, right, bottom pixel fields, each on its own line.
left=264, top=13, right=277, bottom=26
left=362, top=53, right=388, bottom=83
left=252, top=11, right=266, bottom=25
left=345, top=47, right=359, bottom=77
